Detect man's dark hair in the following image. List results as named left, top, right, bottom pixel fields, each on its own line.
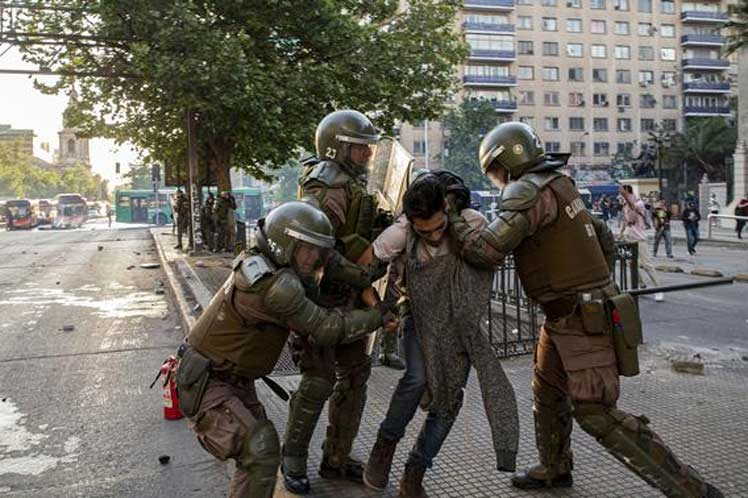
left=623, top=185, right=633, bottom=194
left=403, top=173, right=445, bottom=221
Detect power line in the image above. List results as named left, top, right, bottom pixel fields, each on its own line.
left=0, top=68, right=139, bottom=78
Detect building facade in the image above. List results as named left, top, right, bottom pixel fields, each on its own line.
left=0, top=124, right=34, bottom=157
left=397, top=0, right=733, bottom=174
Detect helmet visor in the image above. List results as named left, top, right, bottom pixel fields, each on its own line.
left=337, top=133, right=380, bottom=170
left=292, top=241, right=329, bottom=277
left=284, top=226, right=335, bottom=249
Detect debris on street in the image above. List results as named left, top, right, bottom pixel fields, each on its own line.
left=97, top=245, right=104, bottom=251
left=158, top=455, right=170, bottom=465
left=140, top=263, right=160, bottom=269
left=126, top=265, right=135, bottom=270
left=671, top=359, right=705, bottom=375
left=61, top=325, right=75, bottom=332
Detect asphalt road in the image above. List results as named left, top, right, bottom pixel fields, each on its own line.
left=0, top=221, right=228, bottom=497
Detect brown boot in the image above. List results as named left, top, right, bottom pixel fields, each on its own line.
left=363, top=435, right=398, bottom=490
left=511, top=463, right=573, bottom=489
left=398, top=463, right=428, bottom=498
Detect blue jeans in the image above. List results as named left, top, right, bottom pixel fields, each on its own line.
left=378, top=315, right=455, bottom=469
left=685, top=224, right=699, bottom=253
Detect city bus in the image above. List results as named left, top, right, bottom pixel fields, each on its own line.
left=5, top=199, right=39, bottom=229
left=115, top=189, right=174, bottom=225
left=54, top=193, right=88, bottom=229
left=230, top=187, right=264, bottom=223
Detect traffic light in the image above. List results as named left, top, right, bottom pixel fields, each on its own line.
left=115, top=162, right=120, bottom=174
left=151, top=164, right=161, bottom=182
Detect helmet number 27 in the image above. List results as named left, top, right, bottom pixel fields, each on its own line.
left=326, top=147, right=337, bottom=159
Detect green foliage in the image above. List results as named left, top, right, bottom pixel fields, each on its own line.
left=664, top=118, right=737, bottom=182
left=726, top=0, right=748, bottom=55
left=18, top=1, right=468, bottom=192
left=441, top=100, right=499, bottom=190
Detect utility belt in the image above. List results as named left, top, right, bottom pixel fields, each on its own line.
left=542, top=290, right=642, bottom=378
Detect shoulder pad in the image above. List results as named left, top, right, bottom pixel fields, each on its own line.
left=521, top=171, right=564, bottom=190
left=302, top=160, right=350, bottom=187
left=500, top=179, right=540, bottom=211
left=263, top=269, right=305, bottom=307
left=300, top=155, right=320, bottom=167
left=239, top=254, right=276, bottom=287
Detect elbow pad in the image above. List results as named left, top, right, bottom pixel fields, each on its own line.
left=484, top=211, right=532, bottom=254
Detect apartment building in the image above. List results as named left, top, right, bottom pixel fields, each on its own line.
left=398, top=0, right=733, bottom=172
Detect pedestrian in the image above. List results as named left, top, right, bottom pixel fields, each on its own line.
left=4, top=204, right=14, bottom=231
left=106, top=205, right=113, bottom=228
left=619, top=185, right=662, bottom=299
left=600, top=196, right=611, bottom=226
left=362, top=172, right=519, bottom=496
left=652, top=200, right=673, bottom=258
left=447, top=122, right=722, bottom=498
left=282, top=110, right=390, bottom=494
left=226, top=191, right=238, bottom=252
left=734, top=198, right=748, bottom=239
left=201, top=192, right=216, bottom=251
left=681, top=201, right=701, bottom=255
left=176, top=202, right=394, bottom=498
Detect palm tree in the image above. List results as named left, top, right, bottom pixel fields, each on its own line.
left=725, top=0, right=748, bottom=55
left=664, top=118, right=737, bottom=182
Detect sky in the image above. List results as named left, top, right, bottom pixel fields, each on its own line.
left=0, top=47, right=140, bottom=186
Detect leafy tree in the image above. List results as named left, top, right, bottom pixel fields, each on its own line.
left=726, top=0, right=748, bottom=55
left=441, top=100, right=499, bottom=190
left=18, top=1, right=468, bottom=192
left=663, top=118, right=737, bottom=182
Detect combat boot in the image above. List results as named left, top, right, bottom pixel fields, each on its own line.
left=363, top=434, right=399, bottom=490
left=398, top=462, right=428, bottom=498
left=319, top=456, right=364, bottom=483
left=511, top=464, right=573, bottom=489
left=281, top=461, right=310, bottom=495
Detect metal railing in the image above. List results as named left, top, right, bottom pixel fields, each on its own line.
left=462, top=21, right=515, bottom=33
left=681, top=58, right=730, bottom=68
left=684, top=105, right=731, bottom=115
left=683, top=81, right=730, bottom=91
left=680, top=34, right=726, bottom=45
left=463, top=74, right=517, bottom=85
left=707, top=214, right=748, bottom=239
left=680, top=11, right=729, bottom=21
left=469, top=49, right=517, bottom=60
left=464, top=0, right=515, bottom=8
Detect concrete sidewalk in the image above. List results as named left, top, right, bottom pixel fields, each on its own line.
left=150, top=228, right=748, bottom=497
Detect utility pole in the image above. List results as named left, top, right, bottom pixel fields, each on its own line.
left=186, top=110, right=203, bottom=253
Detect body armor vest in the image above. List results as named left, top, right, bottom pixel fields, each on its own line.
left=187, top=268, right=290, bottom=379
left=514, top=176, right=611, bottom=301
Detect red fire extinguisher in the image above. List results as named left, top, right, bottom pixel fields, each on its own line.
left=150, top=356, right=184, bottom=420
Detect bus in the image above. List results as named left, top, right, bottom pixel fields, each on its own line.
left=228, top=187, right=263, bottom=224
left=38, top=199, right=55, bottom=224
left=5, top=199, right=39, bottom=229
left=115, top=189, right=174, bottom=225
left=54, top=193, right=88, bottom=229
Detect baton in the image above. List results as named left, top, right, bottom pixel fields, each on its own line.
left=627, top=277, right=734, bottom=297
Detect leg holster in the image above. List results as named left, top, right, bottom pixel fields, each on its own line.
left=573, top=402, right=706, bottom=498
left=324, top=359, right=372, bottom=466
left=236, top=419, right=280, bottom=498
left=532, top=375, right=574, bottom=476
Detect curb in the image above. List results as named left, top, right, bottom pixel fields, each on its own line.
left=150, top=228, right=197, bottom=334
left=735, top=274, right=748, bottom=283
left=650, top=234, right=748, bottom=250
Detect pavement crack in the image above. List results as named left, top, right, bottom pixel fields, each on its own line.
left=0, top=345, right=178, bottom=363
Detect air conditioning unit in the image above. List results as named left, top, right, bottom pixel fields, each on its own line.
left=614, top=4, right=620, bottom=9
left=618, top=106, right=626, bottom=112
left=567, top=1, right=574, bottom=6
left=603, top=101, right=610, bottom=107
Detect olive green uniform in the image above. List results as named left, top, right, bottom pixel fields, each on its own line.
left=449, top=171, right=715, bottom=497
left=175, top=192, right=190, bottom=249
left=182, top=251, right=383, bottom=498
left=201, top=197, right=215, bottom=251
left=214, top=195, right=231, bottom=252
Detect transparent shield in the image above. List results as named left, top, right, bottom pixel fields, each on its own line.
left=366, top=137, right=414, bottom=214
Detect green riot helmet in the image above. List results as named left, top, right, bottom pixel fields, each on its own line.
left=479, top=122, right=545, bottom=180
left=255, top=201, right=336, bottom=274
left=315, top=110, right=380, bottom=175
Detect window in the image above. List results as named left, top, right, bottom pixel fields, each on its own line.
left=516, top=0, right=533, bottom=4
left=661, top=48, right=676, bottom=61
left=546, top=141, right=561, bottom=152
left=639, top=46, right=654, bottom=60
left=593, top=117, right=609, bottom=131
left=543, top=66, right=560, bottom=81
left=413, top=140, right=426, bottom=155
left=617, top=93, right=631, bottom=106
left=568, top=0, right=582, bottom=6
left=542, top=17, right=558, bottom=31
left=592, top=68, right=608, bottom=82
left=591, top=44, right=607, bottom=58
left=590, top=0, right=605, bottom=8
left=569, top=92, right=585, bottom=106
left=545, top=91, right=561, bottom=105
left=566, top=18, right=582, bottom=33
left=638, top=23, right=653, bottom=36
left=570, top=142, right=587, bottom=156
left=640, top=119, right=656, bottom=131
left=567, top=43, right=583, bottom=57
left=638, top=0, right=652, bottom=13
left=545, top=116, right=560, bottom=131
left=569, top=117, right=585, bottom=130
left=543, top=42, right=559, bottom=56
left=518, top=41, right=534, bottom=55
left=519, top=116, right=536, bottom=127
left=614, top=45, right=630, bottom=59
left=616, top=70, right=631, bottom=84
left=518, top=66, right=535, bottom=80
left=617, top=118, right=632, bottom=131
left=542, top=0, right=557, bottom=5
left=594, top=142, right=610, bottom=156
left=617, top=142, right=634, bottom=154
left=518, top=16, right=533, bottom=30
left=663, top=95, right=677, bottom=109
left=661, top=24, right=675, bottom=37
left=639, top=70, right=654, bottom=85
left=466, top=65, right=510, bottom=77
left=614, top=21, right=630, bottom=35
left=661, top=71, right=676, bottom=87
left=640, top=94, right=656, bottom=108
left=466, top=34, right=515, bottom=52
left=614, top=0, right=629, bottom=10
left=593, top=93, right=609, bottom=106
left=661, top=0, right=674, bottom=14
left=662, top=119, right=677, bottom=131
left=568, top=67, right=584, bottom=81
left=591, top=20, right=606, bottom=34
left=520, top=90, right=535, bottom=104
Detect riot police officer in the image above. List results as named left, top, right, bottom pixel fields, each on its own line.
left=201, top=192, right=216, bottom=251
left=177, top=201, right=392, bottom=498
left=281, top=110, right=388, bottom=493
left=446, top=122, right=722, bottom=498
left=174, top=189, right=190, bottom=250
left=214, top=191, right=236, bottom=253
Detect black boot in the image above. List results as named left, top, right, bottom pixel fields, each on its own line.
left=281, top=464, right=310, bottom=495
left=511, top=464, right=573, bottom=489
left=319, top=456, right=364, bottom=483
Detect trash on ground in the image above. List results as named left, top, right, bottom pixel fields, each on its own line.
left=140, top=263, right=161, bottom=269
left=126, top=265, right=135, bottom=270
left=97, top=246, right=104, bottom=251
left=158, top=455, right=171, bottom=465
left=671, top=360, right=704, bottom=375
left=195, top=260, right=206, bottom=268
left=61, top=325, right=75, bottom=332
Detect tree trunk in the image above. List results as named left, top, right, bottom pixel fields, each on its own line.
left=207, top=137, right=234, bottom=193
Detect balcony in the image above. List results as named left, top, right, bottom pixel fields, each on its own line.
left=681, top=58, right=730, bottom=70
left=464, top=0, right=515, bottom=11
left=468, top=49, right=516, bottom=62
left=683, top=81, right=731, bottom=93
left=681, top=11, right=729, bottom=23
left=462, top=22, right=515, bottom=34
left=462, top=74, right=518, bottom=87
left=683, top=105, right=731, bottom=116
left=488, top=100, right=518, bottom=112
left=681, top=34, right=726, bottom=46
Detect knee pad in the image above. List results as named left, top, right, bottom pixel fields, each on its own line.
left=573, top=402, right=645, bottom=441
left=239, top=420, right=281, bottom=471
left=297, top=375, right=334, bottom=402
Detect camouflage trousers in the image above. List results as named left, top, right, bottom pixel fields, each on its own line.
left=533, top=311, right=709, bottom=497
